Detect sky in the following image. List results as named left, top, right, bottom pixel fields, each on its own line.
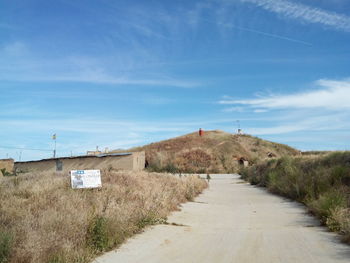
left=1, top=0, right=350, bottom=161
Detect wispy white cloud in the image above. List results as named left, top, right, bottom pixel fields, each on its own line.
left=0, top=42, right=198, bottom=88
left=220, top=79, right=350, bottom=110
left=245, top=113, right=349, bottom=135
left=219, top=78, right=350, bottom=139
left=222, top=106, right=245, bottom=113
left=241, top=0, right=350, bottom=32
left=34, top=71, right=198, bottom=88
left=253, top=109, right=268, bottom=113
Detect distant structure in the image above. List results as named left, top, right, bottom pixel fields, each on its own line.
left=199, top=128, right=204, bottom=137
left=15, top=152, right=145, bottom=174
left=87, top=146, right=102, bottom=156
left=238, top=157, right=249, bottom=167
left=236, top=120, right=243, bottom=135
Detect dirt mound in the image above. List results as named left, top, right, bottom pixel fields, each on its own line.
left=117, top=130, right=300, bottom=173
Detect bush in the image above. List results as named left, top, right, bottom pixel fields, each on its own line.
left=163, top=163, right=179, bottom=174
left=87, top=216, right=109, bottom=252
left=0, top=231, right=12, bottom=263
left=328, top=208, right=350, bottom=242
left=0, top=169, right=14, bottom=177
left=241, top=152, right=350, bottom=243
left=308, top=190, right=347, bottom=223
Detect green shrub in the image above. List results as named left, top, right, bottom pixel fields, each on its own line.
left=47, top=252, right=89, bottom=263
left=308, top=190, right=347, bottom=223
left=163, top=163, right=179, bottom=174
left=47, top=254, right=66, bottom=263
left=0, top=169, right=14, bottom=177
left=327, top=208, right=350, bottom=241
left=87, top=216, right=109, bottom=252
left=0, top=231, right=12, bottom=263
left=241, top=151, right=350, bottom=243
left=137, top=215, right=158, bottom=229
left=146, top=163, right=162, bottom=172
left=147, top=162, right=179, bottom=174
left=330, top=165, right=349, bottom=185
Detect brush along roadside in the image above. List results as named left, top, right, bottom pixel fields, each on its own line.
left=0, top=170, right=207, bottom=263
left=240, top=152, right=350, bottom=243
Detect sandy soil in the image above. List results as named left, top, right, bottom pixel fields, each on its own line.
left=94, top=174, right=350, bottom=263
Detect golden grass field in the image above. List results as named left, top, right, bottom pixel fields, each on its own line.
left=0, top=170, right=207, bottom=263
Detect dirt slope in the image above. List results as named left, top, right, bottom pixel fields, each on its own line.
left=121, top=130, right=299, bottom=173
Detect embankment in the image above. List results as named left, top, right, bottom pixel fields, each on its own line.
left=240, top=152, right=350, bottom=243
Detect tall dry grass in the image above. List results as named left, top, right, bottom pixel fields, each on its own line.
left=240, top=152, right=350, bottom=243
left=0, top=170, right=207, bottom=263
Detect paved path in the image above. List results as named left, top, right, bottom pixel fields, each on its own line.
left=95, top=174, right=350, bottom=263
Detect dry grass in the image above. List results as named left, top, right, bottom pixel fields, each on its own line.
left=328, top=208, right=350, bottom=242
left=0, top=170, right=207, bottom=263
left=240, top=152, right=350, bottom=243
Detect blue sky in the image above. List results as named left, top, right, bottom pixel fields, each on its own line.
left=1, top=0, right=350, bottom=161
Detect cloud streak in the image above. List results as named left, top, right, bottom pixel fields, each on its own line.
left=219, top=79, right=350, bottom=110
left=217, top=21, right=312, bottom=45
left=245, top=113, right=349, bottom=135
left=241, top=0, right=350, bottom=32
left=33, top=72, right=198, bottom=88
left=0, top=43, right=198, bottom=88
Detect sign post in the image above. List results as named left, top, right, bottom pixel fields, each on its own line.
left=70, top=170, right=102, bottom=189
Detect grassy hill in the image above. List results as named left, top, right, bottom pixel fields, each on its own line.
left=122, top=130, right=299, bottom=173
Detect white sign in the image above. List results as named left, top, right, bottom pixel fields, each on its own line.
left=70, top=170, right=102, bottom=189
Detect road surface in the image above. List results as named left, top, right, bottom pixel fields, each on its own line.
left=95, top=174, right=350, bottom=263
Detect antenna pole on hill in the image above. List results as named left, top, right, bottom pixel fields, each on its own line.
left=236, top=120, right=242, bottom=135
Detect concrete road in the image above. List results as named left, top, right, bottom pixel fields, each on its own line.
left=95, top=174, right=350, bottom=263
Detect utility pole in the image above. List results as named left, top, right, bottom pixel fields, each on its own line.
left=52, top=134, right=57, bottom=158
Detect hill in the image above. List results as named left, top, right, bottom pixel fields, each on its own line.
left=121, top=130, right=300, bottom=173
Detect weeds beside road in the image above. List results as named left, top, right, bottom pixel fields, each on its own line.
left=240, top=152, right=350, bottom=243
left=0, top=170, right=207, bottom=263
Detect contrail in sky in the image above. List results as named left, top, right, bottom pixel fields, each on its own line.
left=219, top=22, right=313, bottom=46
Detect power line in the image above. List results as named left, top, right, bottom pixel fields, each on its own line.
left=0, top=145, right=52, bottom=152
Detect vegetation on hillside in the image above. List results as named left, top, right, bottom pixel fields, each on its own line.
left=0, top=170, right=207, bottom=263
left=0, top=168, right=14, bottom=177
left=240, top=152, right=350, bottom=243
left=127, top=130, right=299, bottom=173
